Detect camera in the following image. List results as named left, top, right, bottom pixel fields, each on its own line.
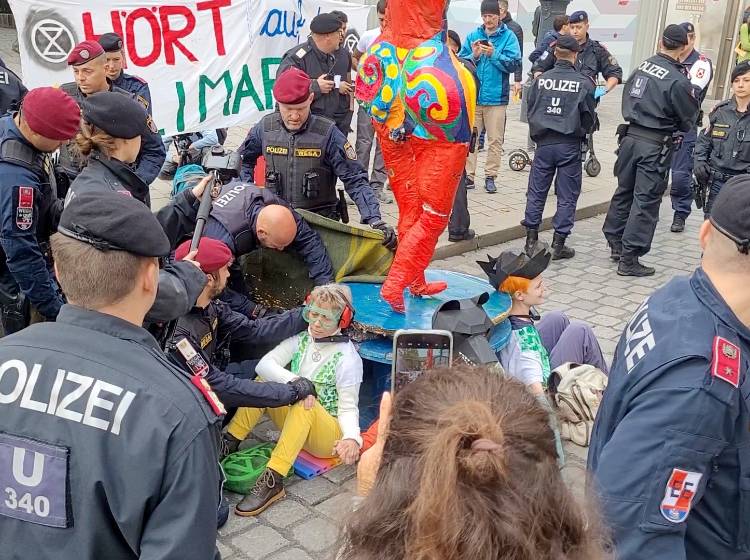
left=202, top=145, right=242, bottom=184
left=265, top=170, right=282, bottom=193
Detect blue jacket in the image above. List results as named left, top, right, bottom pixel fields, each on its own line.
left=458, top=24, right=521, bottom=106
left=588, top=268, right=750, bottom=560
left=111, top=71, right=152, bottom=115
left=529, top=30, right=559, bottom=63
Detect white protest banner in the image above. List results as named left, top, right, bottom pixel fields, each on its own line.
left=10, top=0, right=371, bottom=135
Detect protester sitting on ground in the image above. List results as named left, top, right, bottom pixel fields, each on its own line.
left=222, top=283, right=362, bottom=516
left=342, top=366, right=609, bottom=560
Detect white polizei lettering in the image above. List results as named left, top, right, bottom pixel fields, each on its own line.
left=214, top=184, right=247, bottom=208
left=54, top=372, right=93, bottom=423
left=82, top=379, right=122, bottom=431
left=110, top=391, right=136, bottom=436
left=538, top=78, right=580, bottom=92
left=624, top=300, right=656, bottom=372
left=45, top=369, right=66, bottom=414
left=638, top=61, right=669, bottom=80
left=20, top=363, right=47, bottom=413
left=0, top=360, right=27, bottom=404
left=11, top=447, right=44, bottom=487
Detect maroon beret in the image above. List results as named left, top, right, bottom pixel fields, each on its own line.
left=175, top=238, right=233, bottom=273
left=67, top=40, right=105, bottom=66
left=22, top=87, right=81, bottom=141
left=273, top=67, right=312, bottom=105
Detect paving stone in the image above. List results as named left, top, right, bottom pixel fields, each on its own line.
left=322, top=464, right=357, bottom=485
left=291, top=517, right=341, bottom=552
left=259, top=498, right=315, bottom=529
left=287, top=476, right=340, bottom=506
left=315, top=491, right=356, bottom=522
left=217, top=540, right=236, bottom=559
left=266, top=548, right=315, bottom=560
left=219, top=511, right=258, bottom=538
left=230, top=525, right=289, bottom=559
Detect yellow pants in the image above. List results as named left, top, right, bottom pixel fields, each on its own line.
left=227, top=401, right=342, bottom=477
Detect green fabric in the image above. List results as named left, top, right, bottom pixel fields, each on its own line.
left=242, top=210, right=394, bottom=308
left=221, top=443, right=275, bottom=494
left=740, top=24, right=750, bottom=63
left=516, top=325, right=552, bottom=385
left=290, top=332, right=343, bottom=417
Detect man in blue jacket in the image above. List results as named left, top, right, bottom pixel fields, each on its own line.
left=459, top=0, right=521, bottom=194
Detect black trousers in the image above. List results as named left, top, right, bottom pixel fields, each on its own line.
left=602, top=135, right=673, bottom=257
left=449, top=171, right=470, bottom=236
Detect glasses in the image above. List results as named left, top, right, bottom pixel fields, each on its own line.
left=303, top=304, right=342, bottom=327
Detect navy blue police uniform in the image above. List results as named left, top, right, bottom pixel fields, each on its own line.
left=531, top=34, right=622, bottom=85
left=0, top=116, right=64, bottom=330
left=0, top=191, right=222, bottom=559
left=522, top=43, right=597, bottom=256
left=0, top=65, right=26, bottom=115
left=602, top=25, right=699, bottom=274
left=98, top=32, right=153, bottom=115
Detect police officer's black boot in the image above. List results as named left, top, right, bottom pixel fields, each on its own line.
left=551, top=232, right=575, bottom=260
left=617, top=255, right=655, bottom=277
left=235, top=467, right=285, bottom=516
left=670, top=214, right=686, bottom=233
left=524, top=228, right=539, bottom=256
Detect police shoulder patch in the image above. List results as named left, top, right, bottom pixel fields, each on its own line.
left=146, top=116, right=157, bottom=134
left=711, top=336, right=740, bottom=388
left=344, top=141, right=357, bottom=160
left=15, top=186, right=34, bottom=230
left=175, top=337, right=226, bottom=416
left=295, top=47, right=309, bottom=59
left=660, top=468, right=702, bottom=523
left=137, top=94, right=149, bottom=108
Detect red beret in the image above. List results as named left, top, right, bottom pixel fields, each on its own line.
left=22, top=87, right=81, bottom=141
left=67, top=40, right=105, bottom=66
left=273, top=67, right=312, bottom=105
left=175, top=238, right=233, bottom=273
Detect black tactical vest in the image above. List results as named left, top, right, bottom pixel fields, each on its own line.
left=209, top=182, right=281, bottom=255
left=261, top=113, right=337, bottom=211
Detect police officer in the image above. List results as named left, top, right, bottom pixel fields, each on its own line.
left=58, top=40, right=165, bottom=189
left=97, top=32, right=152, bottom=114
left=693, top=61, right=750, bottom=217
left=522, top=35, right=597, bottom=260
left=0, top=87, right=80, bottom=334
left=204, top=180, right=335, bottom=287
left=531, top=10, right=622, bottom=94
left=589, top=175, right=750, bottom=560
left=669, top=22, right=713, bottom=233
left=239, top=67, right=396, bottom=249
left=278, top=13, right=353, bottom=135
left=602, top=24, right=699, bottom=277
left=67, top=91, right=158, bottom=205
left=169, top=237, right=317, bottom=409
left=0, top=190, right=221, bottom=559
left=0, top=62, right=26, bottom=115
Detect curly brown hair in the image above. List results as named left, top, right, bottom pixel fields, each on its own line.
left=340, top=366, right=609, bottom=560
left=74, top=121, right=117, bottom=158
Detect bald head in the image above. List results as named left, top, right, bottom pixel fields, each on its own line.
left=256, top=204, right=298, bottom=250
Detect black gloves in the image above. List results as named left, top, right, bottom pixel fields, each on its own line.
left=288, top=377, right=317, bottom=402
left=370, top=219, right=398, bottom=250
left=694, top=161, right=710, bottom=185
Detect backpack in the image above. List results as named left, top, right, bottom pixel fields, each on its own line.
left=549, top=363, right=608, bottom=447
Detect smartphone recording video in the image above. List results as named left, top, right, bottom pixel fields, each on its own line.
left=391, top=330, right=453, bottom=393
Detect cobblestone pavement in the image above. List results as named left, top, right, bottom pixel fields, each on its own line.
left=220, top=203, right=703, bottom=560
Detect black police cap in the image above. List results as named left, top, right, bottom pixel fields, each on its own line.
left=663, top=24, right=688, bottom=47
left=680, top=22, right=695, bottom=34
left=81, top=92, right=156, bottom=139
left=58, top=190, right=171, bottom=257
left=310, top=13, right=342, bottom=34
left=710, top=176, right=750, bottom=255
left=732, top=61, right=750, bottom=82
left=555, top=34, right=581, bottom=52
left=569, top=10, right=588, bottom=24
left=98, top=32, right=124, bottom=53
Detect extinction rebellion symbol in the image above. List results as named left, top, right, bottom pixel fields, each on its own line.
left=24, top=10, right=78, bottom=69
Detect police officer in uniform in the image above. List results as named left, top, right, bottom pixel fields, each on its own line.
left=0, top=62, right=26, bottom=115
left=0, top=190, right=222, bottom=559
left=532, top=10, right=622, bottom=94
left=0, top=87, right=80, bottom=334
left=693, top=61, right=750, bottom=217
left=58, top=40, right=165, bottom=189
left=522, top=35, right=597, bottom=260
left=589, top=175, right=750, bottom=560
left=239, top=67, right=396, bottom=249
left=170, top=238, right=317, bottom=409
left=669, top=22, right=713, bottom=233
left=602, top=24, right=699, bottom=277
left=97, top=32, right=152, bottom=114
left=278, top=13, right=353, bottom=135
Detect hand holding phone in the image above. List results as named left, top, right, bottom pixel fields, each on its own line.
left=391, top=329, right=453, bottom=393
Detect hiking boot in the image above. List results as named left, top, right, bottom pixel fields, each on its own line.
left=617, top=255, right=655, bottom=277
left=551, top=232, right=575, bottom=260
left=219, top=432, right=241, bottom=461
left=448, top=229, right=476, bottom=243
left=485, top=176, right=497, bottom=194
left=524, top=228, right=539, bottom=256
left=466, top=176, right=475, bottom=190
left=235, top=468, right=285, bottom=516
left=670, top=215, right=685, bottom=233
left=608, top=240, right=623, bottom=262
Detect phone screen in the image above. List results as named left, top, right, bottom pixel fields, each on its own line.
left=391, top=331, right=452, bottom=393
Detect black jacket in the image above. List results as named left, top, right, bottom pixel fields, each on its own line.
left=532, top=34, right=623, bottom=84
left=502, top=14, right=524, bottom=83
left=68, top=151, right=150, bottom=205
left=695, top=97, right=750, bottom=174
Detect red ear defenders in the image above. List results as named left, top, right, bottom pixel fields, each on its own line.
left=303, top=294, right=355, bottom=329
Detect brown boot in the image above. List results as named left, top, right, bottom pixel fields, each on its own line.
left=235, top=468, right=285, bottom=517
